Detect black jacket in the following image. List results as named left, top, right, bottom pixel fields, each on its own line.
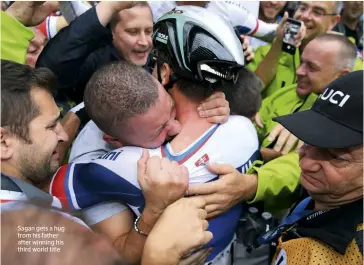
left=36, top=7, right=121, bottom=104
left=333, top=20, right=363, bottom=51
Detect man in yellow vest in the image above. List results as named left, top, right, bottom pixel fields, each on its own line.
left=255, top=33, right=358, bottom=161
left=248, top=1, right=363, bottom=99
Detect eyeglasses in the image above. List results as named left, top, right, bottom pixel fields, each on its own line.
left=297, top=4, right=337, bottom=18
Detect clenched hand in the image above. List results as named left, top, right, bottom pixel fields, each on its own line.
left=138, top=149, right=189, bottom=215
left=6, top=1, right=59, bottom=27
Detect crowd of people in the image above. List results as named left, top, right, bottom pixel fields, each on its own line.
left=1, top=1, right=363, bottom=265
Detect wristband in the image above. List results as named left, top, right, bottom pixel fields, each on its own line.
left=74, top=107, right=90, bottom=125
left=134, top=216, right=148, bottom=236
left=70, top=102, right=90, bottom=125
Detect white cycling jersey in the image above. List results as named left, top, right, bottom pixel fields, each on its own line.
left=51, top=116, right=260, bottom=264
left=149, top=1, right=277, bottom=42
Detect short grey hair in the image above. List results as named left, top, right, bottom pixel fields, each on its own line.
left=315, top=33, right=357, bottom=71
left=84, top=61, right=159, bottom=138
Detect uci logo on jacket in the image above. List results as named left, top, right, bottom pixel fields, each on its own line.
left=318, top=88, right=351, bottom=107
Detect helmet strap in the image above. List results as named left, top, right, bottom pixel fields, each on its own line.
left=164, top=73, right=178, bottom=90
left=156, top=58, right=178, bottom=90
left=157, top=59, right=163, bottom=83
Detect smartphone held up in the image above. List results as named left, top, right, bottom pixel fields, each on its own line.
left=282, top=18, right=301, bottom=55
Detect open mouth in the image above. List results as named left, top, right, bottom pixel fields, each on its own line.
left=297, top=80, right=306, bottom=87
left=266, top=7, right=279, bottom=12
left=296, top=80, right=310, bottom=95
left=304, top=23, right=314, bottom=30
left=133, top=50, right=149, bottom=58
left=297, top=83, right=308, bottom=91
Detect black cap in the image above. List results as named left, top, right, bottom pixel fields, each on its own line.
left=274, top=71, right=363, bottom=149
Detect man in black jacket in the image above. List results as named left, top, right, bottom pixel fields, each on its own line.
left=36, top=1, right=153, bottom=106
left=333, top=1, right=363, bottom=52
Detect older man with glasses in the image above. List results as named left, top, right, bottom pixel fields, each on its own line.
left=248, top=1, right=363, bottom=100
left=244, top=1, right=363, bottom=155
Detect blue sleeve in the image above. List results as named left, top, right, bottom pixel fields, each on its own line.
left=50, top=162, right=144, bottom=211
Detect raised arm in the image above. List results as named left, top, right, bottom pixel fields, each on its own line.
left=36, top=2, right=135, bottom=96
left=254, top=13, right=306, bottom=89
left=2, top=1, right=57, bottom=64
